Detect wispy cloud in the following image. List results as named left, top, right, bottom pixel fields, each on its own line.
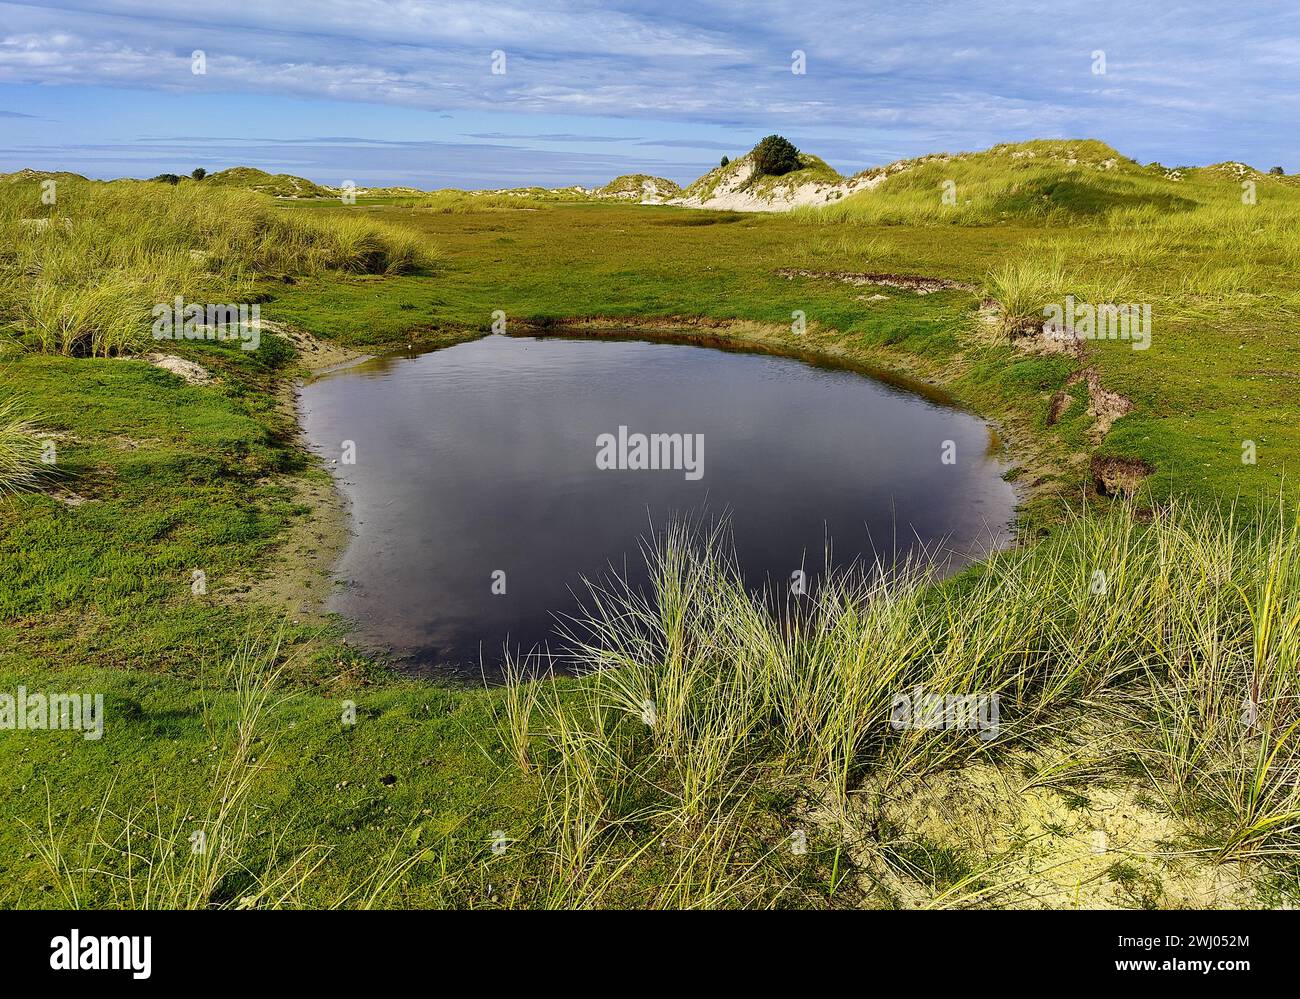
left=638, top=138, right=740, bottom=150
left=462, top=133, right=635, bottom=142
left=0, top=0, right=1295, bottom=183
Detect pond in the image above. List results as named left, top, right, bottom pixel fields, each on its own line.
left=299, top=332, right=1017, bottom=676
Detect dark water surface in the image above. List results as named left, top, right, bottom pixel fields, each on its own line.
left=299, top=333, right=1016, bottom=676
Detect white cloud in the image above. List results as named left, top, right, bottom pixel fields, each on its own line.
left=1, top=0, right=1295, bottom=173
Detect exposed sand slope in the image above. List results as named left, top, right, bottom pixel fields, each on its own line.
left=670, top=152, right=875, bottom=212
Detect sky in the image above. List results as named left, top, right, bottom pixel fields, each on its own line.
left=0, top=1, right=1297, bottom=188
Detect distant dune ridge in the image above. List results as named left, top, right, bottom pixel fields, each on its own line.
left=202, top=166, right=333, bottom=198
left=3, top=138, right=1292, bottom=216
left=592, top=174, right=683, bottom=203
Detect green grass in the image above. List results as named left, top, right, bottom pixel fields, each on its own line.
left=418, top=189, right=585, bottom=212
left=0, top=350, right=306, bottom=668
left=12, top=499, right=1295, bottom=908
left=3, top=143, right=1300, bottom=907
left=3, top=635, right=543, bottom=908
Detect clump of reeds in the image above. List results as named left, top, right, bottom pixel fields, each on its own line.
left=499, top=501, right=1300, bottom=906
left=0, top=395, right=49, bottom=494
left=982, top=254, right=1070, bottom=337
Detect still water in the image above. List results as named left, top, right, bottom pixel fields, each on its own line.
left=299, top=333, right=1016, bottom=675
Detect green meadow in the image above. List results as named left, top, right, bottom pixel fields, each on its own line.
left=1, top=139, right=1299, bottom=908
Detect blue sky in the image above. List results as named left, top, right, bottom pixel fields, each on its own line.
left=1, top=1, right=1297, bottom=188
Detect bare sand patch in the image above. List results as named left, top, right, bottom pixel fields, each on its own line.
left=115, top=352, right=214, bottom=385
left=813, top=723, right=1258, bottom=908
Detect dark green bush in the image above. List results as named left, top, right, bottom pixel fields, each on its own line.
left=750, top=135, right=800, bottom=177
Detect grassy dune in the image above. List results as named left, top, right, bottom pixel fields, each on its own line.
left=0, top=176, right=430, bottom=358
left=2, top=140, right=1299, bottom=907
